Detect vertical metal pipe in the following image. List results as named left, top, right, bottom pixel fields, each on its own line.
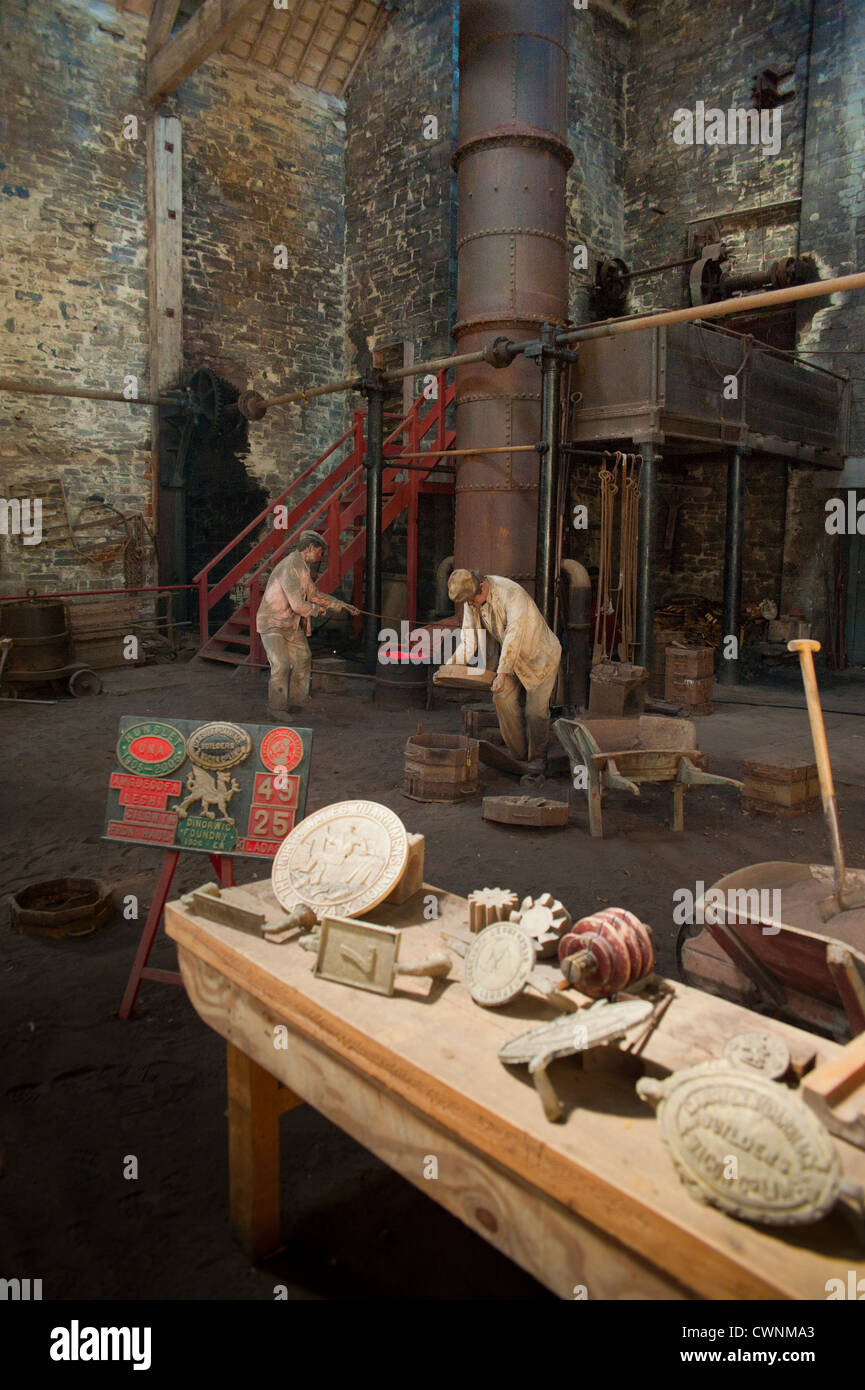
left=363, top=382, right=384, bottom=672
left=720, top=446, right=746, bottom=685
left=453, top=0, right=572, bottom=591
left=535, top=331, right=564, bottom=625
left=636, top=443, right=659, bottom=669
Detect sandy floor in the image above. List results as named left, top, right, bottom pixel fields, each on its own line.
left=3, top=656, right=864, bottom=1299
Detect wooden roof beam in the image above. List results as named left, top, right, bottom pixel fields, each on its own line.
left=146, top=0, right=182, bottom=61
left=147, top=0, right=268, bottom=103
left=316, top=0, right=363, bottom=91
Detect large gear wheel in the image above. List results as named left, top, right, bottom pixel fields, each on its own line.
left=186, top=367, right=224, bottom=428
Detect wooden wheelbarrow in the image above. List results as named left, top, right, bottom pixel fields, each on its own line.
left=554, top=715, right=742, bottom=838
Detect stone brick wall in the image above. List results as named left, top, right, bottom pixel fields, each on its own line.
left=0, top=0, right=151, bottom=594
left=618, top=0, right=854, bottom=642
left=568, top=8, right=629, bottom=322
left=172, top=57, right=347, bottom=501
left=344, top=0, right=456, bottom=383
left=0, top=0, right=347, bottom=597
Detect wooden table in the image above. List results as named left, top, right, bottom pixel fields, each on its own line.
left=166, top=880, right=865, bottom=1300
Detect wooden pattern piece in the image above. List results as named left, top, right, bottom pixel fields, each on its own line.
left=511, top=894, right=572, bottom=958
left=314, top=915, right=451, bottom=996
left=638, top=1061, right=848, bottom=1226
left=500, top=998, right=655, bottom=1122
left=467, top=887, right=518, bottom=934
left=722, top=1030, right=790, bottom=1080
left=272, top=800, right=408, bottom=919
left=483, top=795, right=569, bottom=827
left=463, top=922, right=537, bottom=1007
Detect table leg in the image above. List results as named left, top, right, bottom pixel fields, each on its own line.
left=671, top=782, right=685, bottom=832
left=226, top=1042, right=302, bottom=1260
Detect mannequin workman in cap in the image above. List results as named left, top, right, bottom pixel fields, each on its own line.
left=439, top=568, right=561, bottom=769
left=256, top=530, right=359, bottom=716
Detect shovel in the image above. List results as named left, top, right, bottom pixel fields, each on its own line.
left=788, top=639, right=865, bottom=919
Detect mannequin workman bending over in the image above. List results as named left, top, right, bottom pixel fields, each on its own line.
left=439, top=568, right=561, bottom=769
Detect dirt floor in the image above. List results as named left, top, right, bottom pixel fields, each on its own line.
left=3, top=655, right=865, bottom=1300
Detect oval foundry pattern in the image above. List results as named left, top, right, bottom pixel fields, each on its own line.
left=637, top=1060, right=842, bottom=1226
left=271, top=800, right=408, bottom=919
left=187, top=722, right=252, bottom=770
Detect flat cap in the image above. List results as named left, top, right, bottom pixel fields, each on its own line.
left=448, top=568, right=481, bottom=603
left=299, top=530, right=327, bottom=552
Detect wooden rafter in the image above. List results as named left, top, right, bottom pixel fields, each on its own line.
left=147, top=0, right=268, bottom=103
left=339, top=0, right=387, bottom=96
left=315, top=0, right=362, bottom=91
left=269, top=0, right=305, bottom=71
left=146, top=0, right=181, bottom=59
left=294, top=2, right=332, bottom=84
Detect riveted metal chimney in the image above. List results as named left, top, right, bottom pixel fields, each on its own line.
left=452, top=0, right=572, bottom=589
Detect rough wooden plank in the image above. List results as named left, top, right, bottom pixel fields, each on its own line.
left=166, top=882, right=865, bottom=1300
left=147, top=0, right=267, bottom=102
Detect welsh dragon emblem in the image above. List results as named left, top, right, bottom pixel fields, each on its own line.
left=173, top=766, right=241, bottom=825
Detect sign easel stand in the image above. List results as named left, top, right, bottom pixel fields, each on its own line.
left=119, top=851, right=235, bottom=1019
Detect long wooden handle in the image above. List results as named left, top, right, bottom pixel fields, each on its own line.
left=788, top=639, right=834, bottom=807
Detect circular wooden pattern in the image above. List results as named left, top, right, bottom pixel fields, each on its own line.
left=463, top=922, right=536, bottom=1007
left=637, top=1060, right=841, bottom=1226
left=722, top=1030, right=790, bottom=1081
left=271, top=800, right=408, bottom=919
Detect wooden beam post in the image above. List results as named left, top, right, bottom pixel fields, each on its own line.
left=147, top=114, right=184, bottom=589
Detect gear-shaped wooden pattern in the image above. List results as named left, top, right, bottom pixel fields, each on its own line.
left=511, top=893, right=572, bottom=958
left=467, top=887, right=519, bottom=934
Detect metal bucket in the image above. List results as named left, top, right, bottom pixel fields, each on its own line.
left=403, top=732, right=479, bottom=802
left=0, top=595, right=72, bottom=678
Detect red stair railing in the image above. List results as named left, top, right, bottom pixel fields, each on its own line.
left=194, top=371, right=454, bottom=665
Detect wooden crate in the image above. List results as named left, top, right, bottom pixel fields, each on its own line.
left=742, top=755, right=820, bottom=819
left=665, top=669, right=713, bottom=713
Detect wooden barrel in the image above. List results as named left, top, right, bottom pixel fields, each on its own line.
left=403, top=733, right=479, bottom=802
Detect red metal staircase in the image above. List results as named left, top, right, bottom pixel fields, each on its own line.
left=194, top=371, right=455, bottom=667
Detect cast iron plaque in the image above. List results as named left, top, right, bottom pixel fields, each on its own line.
left=103, top=715, right=312, bottom=859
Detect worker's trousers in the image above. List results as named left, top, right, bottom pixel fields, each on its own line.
left=493, top=670, right=558, bottom=763
left=260, top=630, right=311, bottom=714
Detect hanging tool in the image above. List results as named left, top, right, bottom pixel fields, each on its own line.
left=788, top=639, right=865, bottom=919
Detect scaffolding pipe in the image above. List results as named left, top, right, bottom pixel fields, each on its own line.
left=554, top=270, right=865, bottom=347
left=0, top=376, right=177, bottom=407
left=720, top=447, right=747, bottom=686
left=636, top=443, right=659, bottom=670
left=535, top=331, right=564, bottom=627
